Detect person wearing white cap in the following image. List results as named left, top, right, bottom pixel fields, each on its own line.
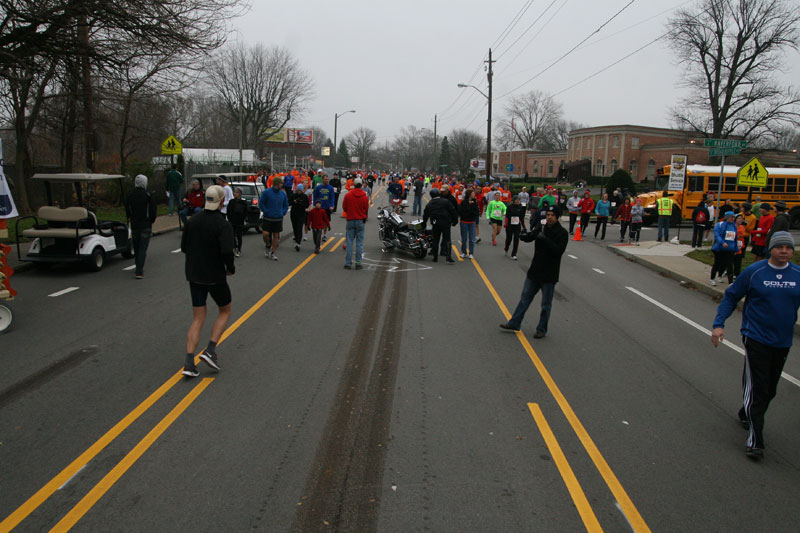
left=180, top=185, right=235, bottom=377
left=712, top=230, right=800, bottom=460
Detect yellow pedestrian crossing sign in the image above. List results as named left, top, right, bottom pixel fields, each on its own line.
left=161, top=135, right=182, bottom=155
left=737, top=157, right=768, bottom=188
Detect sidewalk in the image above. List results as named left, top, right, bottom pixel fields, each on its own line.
left=607, top=239, right=800, bottom=334
left=3, top=215, right=181, bottom=274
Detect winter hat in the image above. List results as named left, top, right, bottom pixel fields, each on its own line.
left=774, top=200, right=787, bottom=211
left=769, top=231, right=794, bottom=251
left=354, top=177, right=363, bottom=186
left=134, top=174, right=148, bottom=189
left=204, top=185, right=224, bottom=211
left=296, top=183, right=304, bottom=192
left=760, top=203, right=771, bottom=211
left=724, top=211, right=735, bottom=218
left=546, top=205, right=561, bottom=217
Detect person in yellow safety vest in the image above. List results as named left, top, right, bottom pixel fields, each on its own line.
left=656, top=191, right=674, bottom=242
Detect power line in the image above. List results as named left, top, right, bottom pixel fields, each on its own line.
left=499, top=0, right=569, bottom=73
left=492, top=0, right=538, bottom=52
left=496, top=0, right=562, bottom=61
left=552, top=33, right=666, bottom=97
left=496, top=0, right=638, bottom=101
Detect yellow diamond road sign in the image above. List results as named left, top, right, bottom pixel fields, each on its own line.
left=737, top=157, right=768, bottom=188
left=161, top=135, right=182, bottom=155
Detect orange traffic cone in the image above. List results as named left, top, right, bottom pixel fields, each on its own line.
left=572, top=221, right=582, bottom=241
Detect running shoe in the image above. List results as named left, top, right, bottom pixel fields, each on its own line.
left=709, top=279, right=717, bottom=286
left=355, top=264, right=363, bottom=270
left=512, top=256, right=518, bottom=260
left=295, top=244, right=300, bottom=251
left=265, top=249, right=271, bottom=258
left=746, top=447, right=764, bottom=460
left=182, top=364, right=200, bottom=378
left=271, top=254, right=278, bottom=261
left=499, top=323, right=520, bottom=331
left=468, top=254, right=474, bottom=259
left=199, top=350, right=220, bottom=371
left=234, top=249, right=241, bottom=257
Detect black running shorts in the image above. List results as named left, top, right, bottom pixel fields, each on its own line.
left=190, top=281, right=232, bottom=308
left=262, top=219, right=283, bottom=233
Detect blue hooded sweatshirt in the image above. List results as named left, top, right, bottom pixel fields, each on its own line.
left=712, top=219, right=738, bottom=253
left=259, top=186, right=288, bottom=221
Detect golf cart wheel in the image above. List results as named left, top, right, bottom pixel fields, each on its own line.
left=121, top=239, right=134, bottom=259
left=88, top=246, right=105, bottom=272
left=0, top=304, right=12, bottom=333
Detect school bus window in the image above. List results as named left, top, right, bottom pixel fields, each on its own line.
left=724, top=176, right=738, bottom=192
left=787, top=179, right=798, bottom=193
left=708, top=176, right=719, bottom=190
left=688, top=175, right=705, bottom=191
left=773, top=178, right=785, bottom=193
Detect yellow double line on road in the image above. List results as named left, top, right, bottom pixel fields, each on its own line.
left=1, top=239, right=336, bottom=532
left=470, top=258, right=651, bottom=533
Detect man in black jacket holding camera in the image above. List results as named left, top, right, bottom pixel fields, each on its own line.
left=423, top=188, right=458, bottom=263
left=500, top=205, right=569, bottom=338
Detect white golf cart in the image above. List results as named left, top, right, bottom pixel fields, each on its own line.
left=14, top=173, right=133, bottom=271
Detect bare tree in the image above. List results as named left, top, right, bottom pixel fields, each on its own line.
left=542, top=119, right=585, bottom=151
left=206, top=43, right=315, bottom=156
left=495, top=90, right=563, bottom=149
left=668, top=0, right=800, bottom=139
left=344, top=127, right=377, bottom=168
left=448, top=128, right=484, bottom=175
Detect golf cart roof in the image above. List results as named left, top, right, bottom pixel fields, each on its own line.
left=31, top=173, right=126, bottom=182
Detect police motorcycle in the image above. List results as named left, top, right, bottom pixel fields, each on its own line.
left=377, top=205, right=431, bottom=259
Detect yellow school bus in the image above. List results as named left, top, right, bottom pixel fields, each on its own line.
left=638, top=164, right=800, bottom=227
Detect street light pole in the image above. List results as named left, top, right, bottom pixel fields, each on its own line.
left=458, top=48, right=494, bottom=179
left=333, top=109, right=356, bottom=166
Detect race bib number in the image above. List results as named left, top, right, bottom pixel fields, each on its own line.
left=541, top=218, right=546, bottom=227
left=492, top=208, right=502, bottom=218
left=737, top=239, right=744, bottom=250
left=611, top=202, right=617, bottom=208
left=521, top=202, right=527, bottom=207
left=511, top=216, right=520, bottom=225
left=725, top=230, right=736, bottom=241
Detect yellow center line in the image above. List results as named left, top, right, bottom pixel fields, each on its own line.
left=470, top=258, right=651, bottom=533
left=451, top=244, right=464, bottom=261
left=528, top=403, right=602, bottom=533
left=49, top=379, right=214, bottom=532
left=330, top=236, right=345, bottom=252
left=2, top=243, right=331, bottom=531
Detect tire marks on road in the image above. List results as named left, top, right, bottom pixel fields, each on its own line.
left=292, top=267, right=407, bottom=532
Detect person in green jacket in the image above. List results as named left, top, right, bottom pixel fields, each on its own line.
left=540, top=187, right=558, bottom=212
left=486, top=196, right=507, bottom=246
left=165, top=164, right=183, bottom=216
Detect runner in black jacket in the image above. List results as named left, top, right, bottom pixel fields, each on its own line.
left=124, top=174, right=157, bottom=279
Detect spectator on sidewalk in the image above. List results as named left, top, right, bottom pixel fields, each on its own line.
left=691, top=199, right=710, bottom=248
left=165, top=164, right=183, bottom=216
left=124, top=174, right=157, bottom=279
left=751, top=203, right=773, bottom=261
left=180, top=179, right=204, bottom=226
left=711, top=231, right=800, bottom=460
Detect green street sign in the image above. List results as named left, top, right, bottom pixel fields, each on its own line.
left=703, top=138, right=747, bottom=149
left=506, top=163, right=514, bottom=172
left=709, top=147, right=743, bottom=157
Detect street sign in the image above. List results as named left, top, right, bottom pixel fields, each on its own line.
left=160, top=135, right=182, bottom=155
left=321, top=147, right=331, bottom=156
left=709, top=147, right=743, bottom=157
left=470, top=159, right=486, bottom=170
left=505, top=163, right=514, bottom=172
left=737, top=157, right=768, bottom=188
left=703, top=138, right=747, bottom=149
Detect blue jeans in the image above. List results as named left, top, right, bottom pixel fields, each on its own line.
left=413, top=194, right=423, bottom=215
left=507, top=277, right=555, bottom=334
left=180, top=206, right=202, bottom=225
left=168, top=189, right=180, bottom=215
left=132, top=227, right=152, bottom=275
left=460, top=222, right=476, bottom=254
left=345, top=219, right=365, bottom=266
left=657, top=215, right=670, bottom=241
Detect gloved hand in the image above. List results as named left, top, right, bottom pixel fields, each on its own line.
left=536, top=232, right=547, bottom=240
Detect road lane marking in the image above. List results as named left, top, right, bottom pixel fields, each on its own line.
left=452, top=245, right=464, bottom=261
left=568, top=254, right=578, bottom=259
left=592, top=268, right=605, bottom=275
left=122, top=265, right=136, bottom=271
left=528, top=403, right=602, bottom=532
left=171, top=248, right=181, bottom=253
left=626, top=286, right=800, bottom=388
left=1, top=242, right=332, bottom=531
left=470, top=258, right=651, bottom=532
left=57, top=464, right=88, bottom=491
left=48, top=287, right=79, bottom=298
left=330, top=237, right=345, bottom=252
left=50, top=379, right=214, bottom=531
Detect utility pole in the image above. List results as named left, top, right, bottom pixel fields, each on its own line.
left=486, top=48, right=495, bottom=180
left=433, top=114, right=438, bottom=175
left=78, top=13, right=95, bottom=173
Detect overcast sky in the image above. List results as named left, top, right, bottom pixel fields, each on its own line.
left=234, top=0, right=800, bottom=144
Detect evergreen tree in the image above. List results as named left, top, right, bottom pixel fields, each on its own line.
left=438, top=136, right=451, bottom=174
left=336, top=139, right=350, bottom=167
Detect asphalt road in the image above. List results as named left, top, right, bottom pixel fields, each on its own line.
left=1, top=186, right=799, bottom=532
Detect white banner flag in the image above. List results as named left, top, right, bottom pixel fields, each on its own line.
left=0, top=139, right=19, bottom=219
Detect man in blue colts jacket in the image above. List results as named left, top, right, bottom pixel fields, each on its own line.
left=711, top=231, right=800, bottom=461
left=259, top=176, right=289, bottom=261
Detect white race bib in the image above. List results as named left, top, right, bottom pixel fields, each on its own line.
left=511, top=216, right=520, bottom=225
left=541, top=218, right=546, bottom=226
left=725, top=230, right=736, bottom=241
left=521, top=202, right=527, bottom=207
left=492, top=208, right=502, bottom=218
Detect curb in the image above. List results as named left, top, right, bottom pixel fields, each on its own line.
left=607, top=244, right=800, bottom=338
